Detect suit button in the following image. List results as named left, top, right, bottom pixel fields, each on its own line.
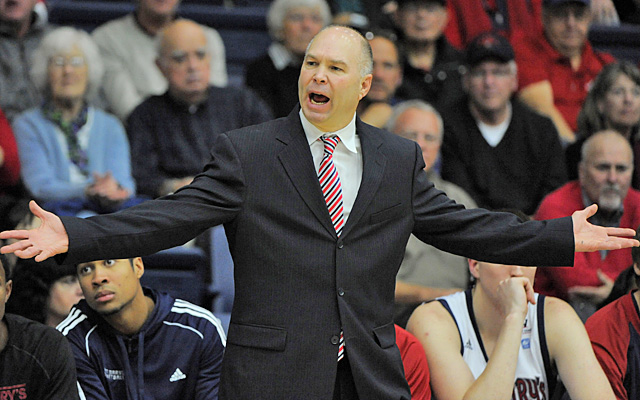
left=337, top=240, right=344, bottom=249
left=331, top=335, right=340, bottom=345
left=338, top=288, right=345, bottom=296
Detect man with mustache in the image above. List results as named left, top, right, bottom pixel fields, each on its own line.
left=58, top=258, right=226, bottom=399
left=535, top=130, right=640, bottom=320
left=126, top=19, right=272, bottom=198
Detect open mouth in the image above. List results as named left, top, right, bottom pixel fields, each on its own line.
left=309, top=93, right=330, bottom=105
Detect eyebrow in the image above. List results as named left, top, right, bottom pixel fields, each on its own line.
left=306, top=54, right=348, bottom=66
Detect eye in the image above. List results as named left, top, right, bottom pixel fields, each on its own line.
left=77, top=264, right=93, bottom=276
left=195, top=49, right=208, bottom=60
left=330, top=66, right=343, bottom=72
left=104, top=259, right=116, bottom=266
left=305, top=60, right=317, bottom=67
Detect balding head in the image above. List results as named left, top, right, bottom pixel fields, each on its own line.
left=156, top=19, right=210, bottom=104
left=579, top=130, right=634, bottom=211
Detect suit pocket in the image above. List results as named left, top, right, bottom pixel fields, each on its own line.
left=227, top=323, right=287, bottom=351
left=369, top=203, right=403, bottom=225
left=372, top=322, right=396, bottom=349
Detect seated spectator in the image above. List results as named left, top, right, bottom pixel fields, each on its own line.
left=394, top=0, right=466, bottom=112
left=441, top=32, right=566, bottom=215
left=6, top=258, right=82, bottom=327
left=566, top=62, right=640, bottom=185
left=357, top=29, right=404, bottom=128
left=386, top=100, right=475, bottom=322
left=586, top=229, right=640, bottom=400
left=444, top=0, right=543, bottom=49
left=58, top=258, right=226, bottom=399
left=91, top=0, right=227, bottom=121
left=0, top=253, right=80, bottom=399
left=535, top=130, right=640, bottom=319
left=444, top=0, right=619, bottom=50
left=0, top=108, right=26, bottom=231
left=245, top=0, right=331, bottom=118
left=12, top=27, right=142, bottom=216
left=127, top=19, right=272, bottom=198
left=407, top=212, right=615, bottom=400
left=395, top=324, right=431, bottom=399
left=0, top=0, right=52, bottom=122
left=513, top=0, right=614, bottom=143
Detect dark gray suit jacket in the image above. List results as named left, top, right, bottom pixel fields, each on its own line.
left=60, top=108, right=574, bottom=399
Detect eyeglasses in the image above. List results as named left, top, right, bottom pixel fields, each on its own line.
left=49, top=55, right=86, bottom=68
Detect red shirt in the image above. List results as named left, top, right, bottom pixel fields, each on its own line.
left=395, top=325, right=431, bottom=400
left=586, top=292, right=640, bottom=400
left=513, top=32, right=614, bottom=132
left=0, top=108, right=20, bottom=189
left=444, top=0, right=542, bottom=49
left=534, top=181, right=640, bottom=300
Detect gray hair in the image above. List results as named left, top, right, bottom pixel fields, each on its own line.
left=385, top=100, right=444, bottom=141
left=305, top=25, right=373, bottom=78
left=267, top=0, right=332, bottom=41
left=30, top=27, right=104, bottom=102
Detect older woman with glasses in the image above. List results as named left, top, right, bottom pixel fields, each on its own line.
left=566, top=61, right=640, bottom=188
left=12, top=27, right=143, bottom=216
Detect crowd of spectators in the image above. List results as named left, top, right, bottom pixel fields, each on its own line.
left=2, top=0, right=640, bottom=398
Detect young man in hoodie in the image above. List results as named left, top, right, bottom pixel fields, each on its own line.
left=57, top=257, right=226, bottom=399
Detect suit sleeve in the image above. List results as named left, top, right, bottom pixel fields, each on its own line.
left=59, top=132, right=246, bottom=265
left=410, top=141, right=575, bottom=267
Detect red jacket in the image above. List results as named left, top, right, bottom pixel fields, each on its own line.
left=534, top=181, right=640, bottom=300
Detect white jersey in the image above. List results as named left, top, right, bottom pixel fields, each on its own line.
left=439, top=290, right=556, bottom=400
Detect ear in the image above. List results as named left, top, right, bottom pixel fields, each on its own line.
left=359, top=74, right=373, bottom=100
left=468, top=259, right=480, bottom=280
left=596, top=99, right=605, bottom=115
left=4, top=280, right=12, bottom=304
left=578, top=161, right=586, bottom=182
left=634, top=262, right=640, bottom=277
left=133, top=257, right=145, bottom=279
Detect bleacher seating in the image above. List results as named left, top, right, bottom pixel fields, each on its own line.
left=589, top=23, right=640, bottom=64
left=141, top=245, right=209, bottom=307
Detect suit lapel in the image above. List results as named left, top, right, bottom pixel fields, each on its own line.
left=277, top=109, right=337, bottom=237
left=341, top=120, right=386, bottom=237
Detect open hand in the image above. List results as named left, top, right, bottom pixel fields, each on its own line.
left=0, top=201, right=68, bottom=262
left=572, top=204, right=639, bottom=252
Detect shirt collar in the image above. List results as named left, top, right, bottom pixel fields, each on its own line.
left=299, top=110, right=358, bottom=154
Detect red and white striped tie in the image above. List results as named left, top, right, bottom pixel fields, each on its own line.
left=318, top=135, right=346, bottom=362
left=318, top=136, right=345, bottom=237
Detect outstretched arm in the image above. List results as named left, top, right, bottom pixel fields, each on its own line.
left=572, top=204, right=639, bottom=252
left=0, top=201, right=68, bottom=262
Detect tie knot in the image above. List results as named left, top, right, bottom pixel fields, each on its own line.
left=321, top=135, right=340, bottom=155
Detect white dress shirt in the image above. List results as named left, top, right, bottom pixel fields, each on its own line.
left=299, top=110, right=363, bottom=223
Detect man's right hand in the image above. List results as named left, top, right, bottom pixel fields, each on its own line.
left=0, top=201, right=69, bottom=261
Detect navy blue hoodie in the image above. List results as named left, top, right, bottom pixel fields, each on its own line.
left=57, top=288, right=225, bottom=399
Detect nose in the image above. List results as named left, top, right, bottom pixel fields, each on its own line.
left=91, top=266, right=108, bottom=286
left=313, top=66, right=327, bottom=84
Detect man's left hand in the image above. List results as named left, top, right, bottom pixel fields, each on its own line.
left=572, top=204, right=639, bottom=252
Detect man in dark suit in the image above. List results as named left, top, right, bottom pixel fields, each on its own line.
left=1, top=26, right=637, bottom=400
